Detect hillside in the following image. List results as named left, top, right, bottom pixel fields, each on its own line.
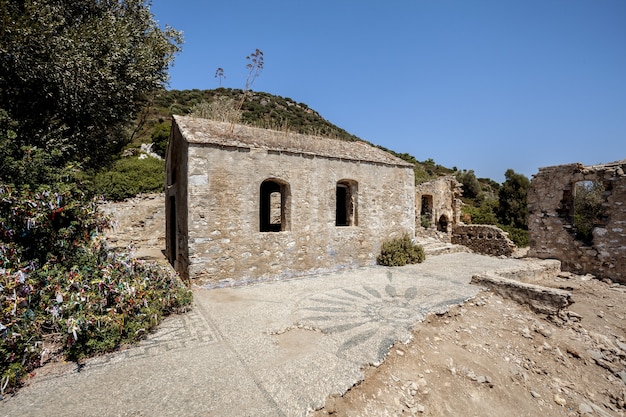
left=131, top=88, right=456, bottom=182
left=96, top=88, right=508, bottom=204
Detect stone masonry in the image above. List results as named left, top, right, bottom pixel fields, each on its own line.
left=452, top=224, right=516, bottom=257
left=166, top=116, right=415, bottom=286
left=415, top=176, right=463, bottom=239
left=528, top=160, right=626, bottom=283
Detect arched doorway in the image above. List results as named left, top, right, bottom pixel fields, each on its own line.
left=438, top=214, right=449, bottom=232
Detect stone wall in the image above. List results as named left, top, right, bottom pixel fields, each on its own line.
left=415, top=176, right=463, bottom=240
left=528, top=161, right=626, bottom=283
left=185, top=146, right=414, bottom=286
left=452, top=224, right=516, bottom=257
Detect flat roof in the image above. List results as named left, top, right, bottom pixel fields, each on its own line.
left=173, top=115, right=413, bottom=168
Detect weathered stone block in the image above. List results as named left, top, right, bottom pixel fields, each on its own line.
left=471, top=273, right=573, bottom=315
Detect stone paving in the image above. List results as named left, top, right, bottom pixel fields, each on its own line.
left=1, top=253, right=535, bottom=417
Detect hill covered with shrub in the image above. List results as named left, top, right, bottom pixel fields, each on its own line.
left=96, top=88, right=459, bottom=200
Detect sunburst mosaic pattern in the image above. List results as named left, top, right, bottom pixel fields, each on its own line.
left=294, top=271, right=470, bottom=363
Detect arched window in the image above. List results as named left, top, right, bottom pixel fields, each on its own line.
left=336, top=179, right=358, bottom=227
left=260, top=179, right=291, bottom=232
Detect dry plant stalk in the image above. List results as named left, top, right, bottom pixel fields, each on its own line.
left=228, top=49, right=264, bottom=136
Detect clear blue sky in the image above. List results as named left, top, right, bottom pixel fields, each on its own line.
left=151, top=0, right=625, bottom=183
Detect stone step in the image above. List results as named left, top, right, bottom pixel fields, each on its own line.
left=494, top=258, right=562, bottom=283
left=417, top=240, right=472, bottom=256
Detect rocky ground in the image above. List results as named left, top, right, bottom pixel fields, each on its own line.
left=311, top=272, right=626, bottom=417
left=103, top=194, right=626, bottom=417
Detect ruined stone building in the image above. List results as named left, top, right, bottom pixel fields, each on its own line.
left=415, top=176, right=463, bottom=236
left=528, top=161, right=626, bottom=283
left=414, top=176, right=515, bottom=256
left=165, top=116, right=415, bottom=285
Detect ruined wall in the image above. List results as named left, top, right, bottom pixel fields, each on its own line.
left=415, top=176, right=463, bottom=239
left=452, top=224, right=516, bottom=257
left=183, top=144, right=415, bottom=286
left=528, top=161, right=626, bottom=283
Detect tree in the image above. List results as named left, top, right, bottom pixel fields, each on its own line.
left=214, top=67, right=226, bottom=87
left=456, top=170, right=482, bottom=200
left=0, top=0, right=182, bottom=171
left=497, top=169, right=530, bottom=229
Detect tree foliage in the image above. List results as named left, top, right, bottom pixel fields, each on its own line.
left=497, top=169, right=530, bottom=229
left=459, top=168, right=529, bottom=247
left=456, top=170, right=482, bottom=200
left=0, top=0, right=182, bottom=169
left=573, top=181, right=605, bottom=244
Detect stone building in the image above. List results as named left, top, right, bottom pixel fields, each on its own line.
left=415, top=176, right=463, bottom=236
left=528, top=160, right=626, bottom=283
left=165, top=116, right=415, bottom=286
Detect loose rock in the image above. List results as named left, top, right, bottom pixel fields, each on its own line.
left=554, top=394, right=567, bottom=406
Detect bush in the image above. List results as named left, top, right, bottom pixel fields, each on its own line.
left=377, top=234, right=425, bottom=266
left=0, top=183, right=192, bottom=394
left=91, top=157, right=164, bottom=201
left=151, top=122, right=171, bottom=158
left=498, top=224, right=529, bottom=248
left=462, top=199, right=498, bottom=225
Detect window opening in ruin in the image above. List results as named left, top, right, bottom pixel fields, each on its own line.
left=420, top=195, right=433, bottom=229
left=336, top=180, right=358, bottom=226
left=260, top=179, right=291, bottom=232
left=168, top=196, right=177, bottom=264
left=573, top=180, right=606, bottom=244
left=438, top=214, right=449, bottom=232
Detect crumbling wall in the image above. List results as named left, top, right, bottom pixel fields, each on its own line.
left=416, top=176, right=463, bottom=240
left=528, top=161, right=626, bottom=283
left=452, top=224, right=516, bottom=257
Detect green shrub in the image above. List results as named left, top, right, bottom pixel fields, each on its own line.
left=498, top=224, right=529, bottom=247
left=377, top=234, right=425, bottom=266
left=92, top=156, right=164, bottom=201
left=462, top=199, right=499, bottom=225
left=151, top=122, right=171, bottom=158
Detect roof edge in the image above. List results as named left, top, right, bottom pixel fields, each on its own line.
left=172, top=115, right=414, bottom=168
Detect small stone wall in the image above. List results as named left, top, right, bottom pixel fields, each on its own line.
left=528, top=160, right=626, bottom=283
left=471, top=273, right=572, bottom=315
left=452, top=224, right=516, bottom=257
